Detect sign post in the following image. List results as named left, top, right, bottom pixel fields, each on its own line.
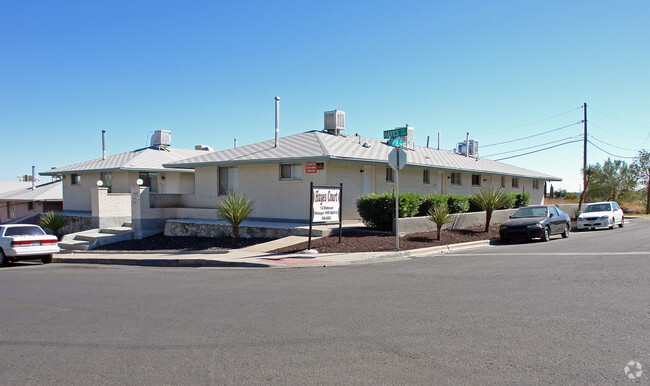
left=308, top=182, right=343, bottom=250
left=388, top=147, right=407, bottom=250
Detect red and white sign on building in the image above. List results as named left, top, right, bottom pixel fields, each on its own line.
left=305, top=162, right=317, bottom=173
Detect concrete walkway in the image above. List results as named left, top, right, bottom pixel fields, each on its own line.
left=52, top=236, right=493, bottom=268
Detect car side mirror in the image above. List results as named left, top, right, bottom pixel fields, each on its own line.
left=509, top=215, right=512, bottom=219
left=549, top=213, right=554, bottom=218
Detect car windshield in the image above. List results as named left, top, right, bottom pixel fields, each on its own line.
left=584, top=203, right=611, bottom=212
left=3, top=226, right=45, bottom=237
left=511, top=207, right=548, bottom=218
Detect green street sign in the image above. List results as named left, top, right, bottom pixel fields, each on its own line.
left=387, top=138, right=404, bottom=147
left=384, top=127, right=408, bottom=139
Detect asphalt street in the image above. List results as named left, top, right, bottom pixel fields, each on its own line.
left=1, top=218, right=648, bottom=384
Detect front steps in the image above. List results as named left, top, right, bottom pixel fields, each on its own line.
left=59, top=225, right=134, bottom=251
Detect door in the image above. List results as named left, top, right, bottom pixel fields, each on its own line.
left=362, top=165, right=375, bottom=196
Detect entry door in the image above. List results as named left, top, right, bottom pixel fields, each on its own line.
left=363, top=165, right=375, bottom=196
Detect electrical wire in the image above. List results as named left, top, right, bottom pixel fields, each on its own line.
left=587, top=134, right=639, bottom=152
left=482, top=121, right=583, bottom=148
left=589, top=106, right=650, bottom=129
left=482, top=135, right=583, bottom=158
left=474, top=106, right=583, bottom=136
left=587, top=140, right=637, bottom=159
left=493, top=139, right=582, bottom=161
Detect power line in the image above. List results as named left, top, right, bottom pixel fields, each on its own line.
left=493, top=139, right=582, bottom=161
left=587, top=134, right=639, bottom=152
left=482, top=135, right=583, bottom=158
left=589, top=106, right=650, bottom=129
left=588, top=122, right=646, bottom=140
left=587, top=140, right=637, bottom=159
left=474, top=106, right=583, bottom=136
left=482, top=121, right=583, bottom=148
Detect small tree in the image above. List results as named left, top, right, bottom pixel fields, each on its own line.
left=469, top=187, right=509, bottom=232
left=38, top=212, right=70, bottom=240
left=427, top=203, right=453, bottom=241
left=216, top=192, right=254, bottom=238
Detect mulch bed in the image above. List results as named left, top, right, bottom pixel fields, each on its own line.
left=95, top=234, right=275, bottom=252
left=272, top=225, right=501, bottom=254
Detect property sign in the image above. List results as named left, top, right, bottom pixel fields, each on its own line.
left=305, top=162, right=317, bottom=173
left=384, top=127, right=408, bottom=139
left=312, top=187, right=340, bottom=222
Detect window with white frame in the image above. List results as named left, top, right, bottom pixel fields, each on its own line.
left=450, top=172, right=461, bottom=185
left=471, top=174, right=481, bottom=186
left=218, top=167, right=239, bottom=195
left=533, top=180, right=540, bottom=189
left=71, top=174, right=81, bottom=185
left=512, top=177, right=519, bottom=188
left=386, top=167, right=394, bottom=183
left=280, top=163, right=302, bottom=181
left=423, top=170, right=430, bottom=184
left=500, top=176, right=506, bottom=188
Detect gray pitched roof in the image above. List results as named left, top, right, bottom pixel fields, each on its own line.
left=164, top=130, right=561, bottom=181
left=0, top=181, right=34, bottom=194
left=40, top=147, right=211, bottom=176
left=0, top=180, right=62, bottom=202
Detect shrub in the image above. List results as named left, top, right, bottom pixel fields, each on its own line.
left=418, top=194, right=448, bottom=216
left=38, top=212, right=69, bottom=240
left=398, top=192, right=423, bottom=218
left=515, top=192, right=530, bottom=208
left=428, top=204, right=453, bottom=240
left=356, top=192, right=395, bottom=230
left=502, top=193, right=517, bottom=209
left=446, top=195, right=470, bottom=214
left=216, top=192, right=254, bottom=238
left=469, top=188, right=510, bottom=232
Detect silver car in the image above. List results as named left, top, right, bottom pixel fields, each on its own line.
left=0, top=224, right=59, bottom=265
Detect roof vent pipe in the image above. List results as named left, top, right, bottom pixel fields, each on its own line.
left=274, top=96, right=280, bottom=147
left=102, top=130, right=107, bottom=160
left=31, top=166, right=35, bottom=190
left=466, top=132, right=470, bottom=157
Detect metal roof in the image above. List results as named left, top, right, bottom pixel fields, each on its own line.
left=40, top=147, right=211, bottom=176
left=0, top=181, right=34, bottom=194
left=164, top=130, right=561, bottom=181
left=0, top=180, right=62, bottom=202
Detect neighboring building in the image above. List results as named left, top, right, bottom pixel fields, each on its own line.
left=0, top=180, right=62, bottom=223
left=40, top=130, right=212, bottom=228
left=163, top=111, right=561, bottom=223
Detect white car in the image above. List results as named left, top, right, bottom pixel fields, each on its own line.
left=577, top=201, right=624, bottom=230
left=0, top=224, right=59, bottom=265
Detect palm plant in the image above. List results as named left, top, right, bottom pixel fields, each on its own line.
left=38, top=211, right=70, bottom=240
left=469, top=187, right=510, bottom=232
left=216, top=192, right=255, bottom=238
left=427, top=203, right=453, bottom=241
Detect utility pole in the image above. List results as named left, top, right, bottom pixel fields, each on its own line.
left=578, top=103, right=588, bottom=212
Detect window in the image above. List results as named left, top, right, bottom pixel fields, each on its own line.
left=27, top=202, right=34, bottom=211
left=423, top=170, right=430, bottom=184
left=219, top=167, right=239, bottom=195
left=138, top=172, right=157, bottom=193
left=471, top=174, right=481, bottom=186
left=71, top=174, right=81, bottom=185
left=450, top=172, right=461, bottom=186
left=280, top=163, right=302, bottom=181
left=549, top=206, right=559, bottom=217
left=533, top=180, right=539, bottom=190
left=512, top=177, right=519, bottom=188
left=386, top=167, right=394, bottom=183
left=500, top=176, right=506, bottom=188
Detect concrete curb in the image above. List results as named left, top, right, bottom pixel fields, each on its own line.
left=52, top=256, right=270, bottom=268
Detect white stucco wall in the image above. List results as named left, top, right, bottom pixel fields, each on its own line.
left=62, top=172, right=98, bottom=212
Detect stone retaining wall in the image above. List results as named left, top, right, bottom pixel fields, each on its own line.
left=165, top=220, right=294, bottom=239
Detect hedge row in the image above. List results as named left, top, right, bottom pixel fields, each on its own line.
left=356, top=191, right=531, bottom=231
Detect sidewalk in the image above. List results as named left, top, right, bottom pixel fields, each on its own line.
left=52, top=237, right=493, bottom=268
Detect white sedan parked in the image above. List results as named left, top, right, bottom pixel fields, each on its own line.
left=577, top=201, right=625, bottom=230
left=0, top=224, right=59, bottom=265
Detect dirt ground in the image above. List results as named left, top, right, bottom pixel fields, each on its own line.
left=96, top=234, right=275, bottom=252
left=272, top=225, right=501, bottom=254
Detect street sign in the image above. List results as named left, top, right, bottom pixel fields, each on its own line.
left=387, top=138, right=404, bottom=147
left=384, top=127, right=408, bottom=139
left=388, top=148, right=407, bottom=170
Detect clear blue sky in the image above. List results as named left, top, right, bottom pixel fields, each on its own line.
left=2, top=0, right=649, bottom=191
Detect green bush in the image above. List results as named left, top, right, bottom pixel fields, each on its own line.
left=216, top=192, right=254, bottom=238
left=502, top=193, right=517, bottom=209
left=356, top=192, right=395, bottom=230
left=446, top=195, right=469, bottom=214
left=38, top=212, right=69, bottom=240
left=418, top=194, right=448, bottom=216
left=398, top=192, right=423, bottom=218
left=515, top=192, right=530, bottom=208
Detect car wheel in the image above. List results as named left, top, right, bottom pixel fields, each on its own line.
left=561, top=224, right=570, bottom=238
left=619, top=217, right=624, bottom=228
left=0, top=249, right=6, bottom=267
left=541, top=226, right=550, bottom=242
left=41, top=255, right=52, bottom=264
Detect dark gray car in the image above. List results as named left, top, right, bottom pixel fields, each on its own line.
left=499, top=205, right=571, bottom=243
